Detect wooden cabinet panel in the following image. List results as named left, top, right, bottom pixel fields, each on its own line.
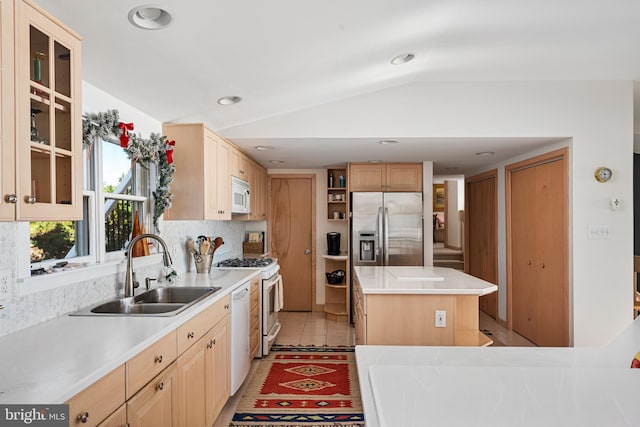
left=66, top=365, right=125, bottom=427
left=0, top=0, right=15, bottom=220
left=385, top=164, right=422, bottom=191
left=126, top=331, right=177, bottom=399
left=162, top=124, right=233, bottom=220
left=127, top=363, right=177, bottom=427
left=250, top=276, right=260, bottom=357
left=205, top=316, right=230, bottom=426
left=96, top=405, right=126, bottom=427
left=349, top=163, right=422, bottom=192
left=14, top=0, right=82, bottom=220
left=230, top=147, right=248, bottom=180
left=176, top=333, right=208, bottom=427
left=349, top=164, right=384, bottom=192
left=177, top=295, right=229, bottom=354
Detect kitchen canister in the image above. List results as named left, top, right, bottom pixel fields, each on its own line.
left=193, top=253, right=213, bottom=273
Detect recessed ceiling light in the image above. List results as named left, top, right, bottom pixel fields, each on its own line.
left=128, top=6, right=173, bottom=30
left=255, top=146, right=274, bottom=151
left=269, top=160, right=285, bottom=164
left=390, top=53, right=415, bottom=65
left=217, top=96, right=243, bottom=105
left=378, top=140, right=399, bottom=145
left=475, top=151, right=495, bottom=157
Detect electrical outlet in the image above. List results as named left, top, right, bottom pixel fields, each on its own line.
left=0, top=268, right=11, bottom=302
left=435, top=310, right=446, bottom=328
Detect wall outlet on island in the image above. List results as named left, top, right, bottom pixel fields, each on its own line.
left=435, top=310, right=446, bottom=328
left=0, top=268, right=11, bottom=302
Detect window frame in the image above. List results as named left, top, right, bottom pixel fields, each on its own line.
left=21, top=135, right=152, bottom=280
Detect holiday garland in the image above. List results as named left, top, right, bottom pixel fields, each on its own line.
left=82, top=110, right=175, bottom=230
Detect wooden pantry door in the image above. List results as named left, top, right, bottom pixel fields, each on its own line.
left=507, top=148, right=569, bottom=347
left=465, top=170, right=498, bottom=319
left=269, top=175, right=316, bottom=311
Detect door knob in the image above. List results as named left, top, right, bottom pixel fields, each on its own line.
left=304, top=249, right=311, bottom=255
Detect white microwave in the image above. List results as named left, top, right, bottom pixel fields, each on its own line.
left=231, top=176, right=250, bottom=214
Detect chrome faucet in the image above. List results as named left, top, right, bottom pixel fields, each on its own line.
left=124, top=233, right=173, bottom=297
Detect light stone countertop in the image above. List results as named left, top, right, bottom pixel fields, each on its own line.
left=356, top=317, right=640, bottom=427
left=0, top=269, right=259, bottom=404
left=354, top=266, right=498, bottom=295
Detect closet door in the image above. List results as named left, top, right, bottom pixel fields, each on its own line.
left=465, top=170, right=498, bottom=319
left=533, top=159, right=568, bottom=346
left=510, top=166, right=538, bottom=341
left=508, top=149, right=568, bottom=347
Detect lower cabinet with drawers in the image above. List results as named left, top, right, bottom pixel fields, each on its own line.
left=65, top=294, right=231, bottom=427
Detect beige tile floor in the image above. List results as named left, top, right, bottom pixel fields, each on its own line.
left=214, top=310, right=532, bottom=426
left=213, top=311, right=354, bottom=426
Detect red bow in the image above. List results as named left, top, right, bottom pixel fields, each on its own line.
left=166, top=140, right=176, bottom=164
left=118, top=122, right=134, bottom=148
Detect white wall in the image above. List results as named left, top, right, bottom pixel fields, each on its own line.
left=445, top=180, right=461, bottom=249
left=223, top=81, right=634, bottom=346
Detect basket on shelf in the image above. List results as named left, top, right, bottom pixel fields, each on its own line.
left=325, top=270, right=346, bottom=284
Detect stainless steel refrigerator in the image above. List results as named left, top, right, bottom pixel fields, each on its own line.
left=350, top=192, right=423, bottom=267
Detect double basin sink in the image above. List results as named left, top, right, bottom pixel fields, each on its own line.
left=70, top=286, right=221, bottom=317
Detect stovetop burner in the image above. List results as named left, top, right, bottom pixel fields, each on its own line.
left=217, top=257, right=274, bottom=268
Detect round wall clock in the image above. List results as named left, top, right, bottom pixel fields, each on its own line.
left=594, top=167, right=612, bottom=183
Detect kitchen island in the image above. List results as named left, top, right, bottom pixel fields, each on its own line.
left=353, top=266, right=497, bottom=347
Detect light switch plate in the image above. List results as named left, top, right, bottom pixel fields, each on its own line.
left=435, top=310, right=446, bottom=328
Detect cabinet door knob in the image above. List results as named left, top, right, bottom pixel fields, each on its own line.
left=24, top=196, right=36, bottom=204
left=187, top=332, right=195, bottom=339
left=4, top=194, right=17, bottom=203
left=77, top=412, right=89, bottom=423
left=155, top=355, right=163, bottom=363
left=224, top=304, right=229, bottom=310
left=156, top=382, right=164, bottom=391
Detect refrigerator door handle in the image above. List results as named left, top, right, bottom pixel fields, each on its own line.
left=384, top=207, right=390, bottom=265
left=377, top=206, right=383, bottom=265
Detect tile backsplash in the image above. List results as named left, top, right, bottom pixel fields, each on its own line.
left=0, top=219, right=259, bottom=338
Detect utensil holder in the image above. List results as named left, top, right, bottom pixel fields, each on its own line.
left=193, top=253, right=213, bottom=273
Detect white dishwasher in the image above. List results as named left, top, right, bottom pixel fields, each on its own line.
left=230, top=283, right=251, bottom=395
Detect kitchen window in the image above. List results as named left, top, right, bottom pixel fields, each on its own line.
left=27, top=137, right=150, bottom=272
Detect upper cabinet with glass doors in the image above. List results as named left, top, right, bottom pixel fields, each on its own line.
left=11, top=0, right=82, bottom=220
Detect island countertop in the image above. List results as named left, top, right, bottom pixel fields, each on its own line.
left=354, top=266, right=498, bottom=295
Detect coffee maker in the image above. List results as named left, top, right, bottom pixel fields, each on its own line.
left=327, top=232, right=341, bottom=255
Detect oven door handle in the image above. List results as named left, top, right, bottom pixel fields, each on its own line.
left=264, top=274, right=282, bottom=291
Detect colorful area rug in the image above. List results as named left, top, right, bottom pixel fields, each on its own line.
left=230, top=346, right=364, bottom=427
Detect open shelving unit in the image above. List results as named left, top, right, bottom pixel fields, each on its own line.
left=327, top=166, right=348, bottom=221
left=323, top=253, right=350, bottom=322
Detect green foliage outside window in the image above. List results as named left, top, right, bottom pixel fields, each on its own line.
left=30, top=222, right=75, bottom=262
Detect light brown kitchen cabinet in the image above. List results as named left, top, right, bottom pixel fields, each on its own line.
left=249, top=276, right=260, bottom=358
left=162, top=123, right=232, bottom=220
left=230, top=147, right=248, bottom=180
left=66, top=364, right=125, bottom=427
left=96, top=405, right=126, bottom=427
left=126, top=331, right=177, bottom=400
left=0, top=0, right=15, bottom=220
left=175, top=309, right=230, bottom=427
left=205, top=316, right=230, bottom=425
left=1, top=0, right=82, bottom=220
left=240, top=160, right=267, bottom=221
left=127, top=363, right=178, bottom=427
left=349, top=163, right=422, bottom=192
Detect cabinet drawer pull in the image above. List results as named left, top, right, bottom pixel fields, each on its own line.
left=187, top=332, right=195, bottom=339
left=155, top=355, right=163, bottom=363
left=4, top=194, right=17, bottom=203
left=77, top=412, right=89, bottom=423
left=156, top=382, right=164, bottom=391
